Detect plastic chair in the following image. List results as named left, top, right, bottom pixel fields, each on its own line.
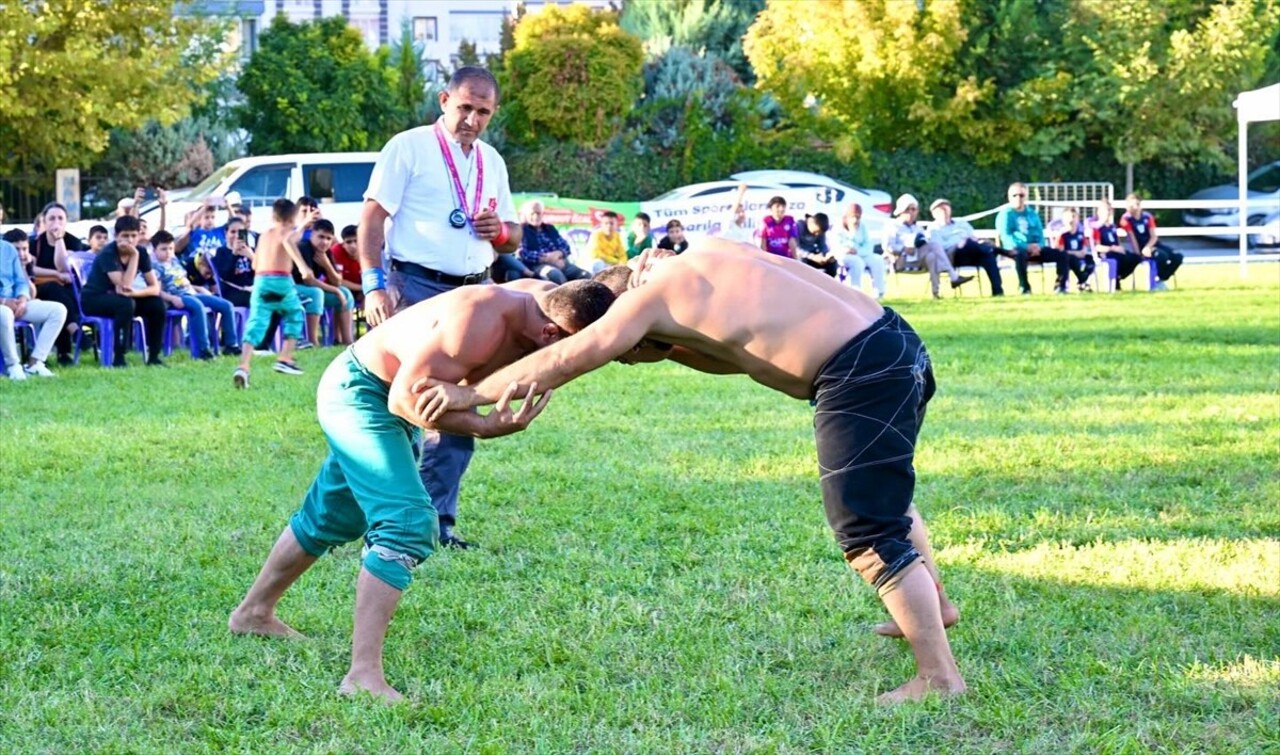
left=66, top=257, right=147, bottom=366
left=205, top=255, right=250, bottom=344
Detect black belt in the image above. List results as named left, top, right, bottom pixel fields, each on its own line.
left=390, top=259, right=490, bottom=286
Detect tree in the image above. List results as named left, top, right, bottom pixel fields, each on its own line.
left=0, top=0, right=227, bottom=174
left=86, top=120, right=218, bottom=202
left=388, top=22, right=430, bottom=133
left=501, top=4, right=645, bottom=148
left=237, top=16, right=403, bottom=154
left=620, top=0, right=765, bottom=81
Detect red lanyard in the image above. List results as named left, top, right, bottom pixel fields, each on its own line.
left=434, top=120, right=484, bottom=225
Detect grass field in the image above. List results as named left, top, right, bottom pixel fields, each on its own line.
left=1, top=263, right=1277, bottom=753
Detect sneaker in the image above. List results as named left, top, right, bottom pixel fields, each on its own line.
left=1020, top=287, right=1032, bottom=296
left=233, top=367, right=250, bottom=389
left=23, top=362, right=55, bottom=378
left=273, top=360, right=304, bottom=376
left=1152, top=280, right=1169, bottom=292
left=6, top=364, right=26, bottom=381
left=1079, top=283, right=1092, bottom=293
left=439, top=533, right=474, bottom=550
left=221, top=345, right=242, bottom=357
left=298, top=342, right=316, bottom=351
left=253, top=348, right=274, bottom=357
left=197, top=349, right=217, bottom=361
left=950, top=275, right=974, bottom=289
left=1054, top=286, right=1068, bottom=295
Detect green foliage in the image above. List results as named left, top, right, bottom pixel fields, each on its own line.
left=0, top=0, right=229, bottom=174
left=237, top=16, right=403, bottom=154
left=86, top=119, right=224, bottom=200
left=1, top=267, right=1278, bottom=751
left=501, top=4, right=645, bottom=148
left=388, top=22, right=430, bottom=133
left=620, top=0, right=766, bottom=81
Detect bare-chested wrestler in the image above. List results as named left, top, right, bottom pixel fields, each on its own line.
left=416, top=240, right=965, bottom=703
left=228, top=279, right=615, bottom=702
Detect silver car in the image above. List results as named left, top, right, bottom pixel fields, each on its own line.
left=1183, top=160, right=1280, bottom=245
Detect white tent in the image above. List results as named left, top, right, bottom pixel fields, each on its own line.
left=1233, top=83, right=1280, bottom=276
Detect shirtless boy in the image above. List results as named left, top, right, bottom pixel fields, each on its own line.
left=228, top=279, right=614, bottom=702
left=420, top=240, right=965, bottom=703
left=233, top=198, right=313, bottom=387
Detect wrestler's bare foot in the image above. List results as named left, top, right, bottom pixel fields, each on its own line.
left=875, top=599, right=960, bottom=638
left=339, top=671, right=405, bottom=704
left=876, top=673, right=967, bottom=704
left=227, top=608, right=306, bottom=639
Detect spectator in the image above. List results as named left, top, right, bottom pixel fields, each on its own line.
left=212, top=217, right=256, bottom=308
left=797, top=213, right=839, bottom=277
left=151, top=230, right=240, bottom=358
left=518, top=200, right=590, bottom=284
left=232, top=202, right=259, bottom=250
left=997, top=182, right=1069, bottom=295
left=1088, top=198, right=1142, bottom=289
left=626, top=212, right=653, bottom=259
left=328, top=224, right=364, bottom=305
left=832, top=203, right=886, bottom=300
left=657, top=219, right=689, bottom=254
left=3, top=230, right=31, bottom=272
left=586, top=211, right=627, bottom=272
left=296, top=195, right=321, bottom=232
left=883, top=194, right=973, bottom=299
left=294, top=219, right=355, bottom=345
left=1, top=236, right=67, bottom=379
left=1055, top=207, right=1096, bottom=292
left=86, top=225, right=109, bottom=254
left=927, top=198, right=1007, bottom=297
left=1120, top=193, right=1182, bottom=291
left=28, top=202, right=84, bottom=365
left=759, top=196, right=798, bottom=258
left=176, top=200, right=229, bottom=262
left=79, top=215, right=167, bottom=367
left=719, top=183, right=754, bottom=244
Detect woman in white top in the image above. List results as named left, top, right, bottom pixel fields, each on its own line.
left=832, top=203, right=886, bottom=300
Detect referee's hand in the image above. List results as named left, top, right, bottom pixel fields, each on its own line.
left=365, top=289, right=391, bottom=327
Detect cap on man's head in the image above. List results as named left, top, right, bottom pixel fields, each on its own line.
left=930, top=198, right=951, bottom=214
left=894, top=194, right=919, bottom=216
left=117, top=198, right=136, bottom=212
left=224, top=191, right=243, bottom=208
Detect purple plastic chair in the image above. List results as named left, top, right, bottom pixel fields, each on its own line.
left=66, top=256, right=146, bottom=367
left=205, top=254, right=249, bottom=345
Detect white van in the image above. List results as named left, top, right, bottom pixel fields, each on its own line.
left=139, top=152, right=380, bottom=235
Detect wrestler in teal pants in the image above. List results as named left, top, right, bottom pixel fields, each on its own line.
left=289, top=348, right=438, bottom=590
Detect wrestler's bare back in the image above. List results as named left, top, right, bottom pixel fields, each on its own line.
left=639, top=240, right=885, bottom=398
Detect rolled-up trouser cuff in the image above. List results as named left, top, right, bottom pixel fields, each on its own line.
left=846, top=546, right=922, bottom=595
left=362, top=542, right=424, bottom=591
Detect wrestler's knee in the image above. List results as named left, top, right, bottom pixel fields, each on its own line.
left=845, top=543, right=922, bottom=596
left=362, top=508, right=438, bottom=591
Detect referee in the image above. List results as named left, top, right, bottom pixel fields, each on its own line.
left=357, top=66, right=520, bottom=549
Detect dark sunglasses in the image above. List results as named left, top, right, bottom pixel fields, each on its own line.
left=1010, top=193, right=1027, bottom=198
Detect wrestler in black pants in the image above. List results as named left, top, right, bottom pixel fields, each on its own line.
left=80, top=291, right=166, bottom=365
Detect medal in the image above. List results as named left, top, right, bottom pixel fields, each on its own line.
left=434, top=121, right=484, bottom=235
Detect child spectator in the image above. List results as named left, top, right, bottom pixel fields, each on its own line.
left=293, top=219, right=354, bottom=345
left=586, top=211, right=627, bottom=272
left=759, top=197, right=798, bottom=258
left=832, top=203, right=886, bottom=299
left=151, top=230, right=241, bottom=358
left=329, top=224, right=363, bottom=305
left=1, top=235, right=67, bottom=379
left=1055, top=208, right=1095, bottom=292
left=626, top=212, right=653, bottom=259
left=232, top=199, right=311, bottom=387
left=797, top=212, right=838, bottom=277
left=79, top=215, right=168, bottom=367
left=28, top=202, right=84, bottom=365
left=1120, top=193, right=1183, bottom=291
left=176, top=200, right=228, bottom=262
left=1088, top=198, right=1142, bottom=289
left=2, top=229, right=31, bottom=277
left=657, top=219, right=689, bottom=254
left=86, top=225, right=109, bottom=254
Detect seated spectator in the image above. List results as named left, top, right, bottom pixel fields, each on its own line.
left=86, top=225, right=109, bottom=254
left=928, top=198, right=1007, bottom=297
left=79, top=215, right=167, bottom=367
left=1088, top=198, right=1142, bottom=288
left=586, top=211, right=627, bottom=272
left=626, top=212, right=654, bottom=259
left=1120, top=193, right=1182, bottom=291
left=759, top=196, right=798, bottom=258
left=883, top=194, right=973, bottom=299
left=832, top=203, right=885, bottom=299
left=719, top=184, right=754, bottom=244
left=176, top=199, right=228, bottom=262
left=518, top=200, right=590, bottom=284
left=293, top=219, right=354, bottom=345
left=797, top=213, right=839, bottom=277
left=28, top=202, right=84, bottom=365
left=997, top=182, right=1069, bottom=295
left=1055, top=208, right=1096, bottom=292
left=329, top=224, right=364, bottom=305
left=1, top=235, right=67, bottom=379
left=212, top=217, right=256, bottom=308
left=231, top=202, right=259, bottom=250
left=657, top=219, right=690, bottom=254
left=151, top=230, right=240, bottom=358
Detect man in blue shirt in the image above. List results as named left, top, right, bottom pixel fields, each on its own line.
left=996, top=182, right=1070, bottom=295
left=0, top=238, right=67, bottom=379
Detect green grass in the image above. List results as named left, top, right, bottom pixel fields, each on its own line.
left=1, top=263, right=1277, bottom=753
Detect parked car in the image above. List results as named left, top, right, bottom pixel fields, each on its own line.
left=731, top=170, right=894, bottom=216
left=1183, top=160, right=1280, bottom=244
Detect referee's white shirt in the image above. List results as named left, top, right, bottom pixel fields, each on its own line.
left=364, top=119, right=517, bottom=277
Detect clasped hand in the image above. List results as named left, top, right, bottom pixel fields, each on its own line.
left=411, top=378, right=552, bottom=437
